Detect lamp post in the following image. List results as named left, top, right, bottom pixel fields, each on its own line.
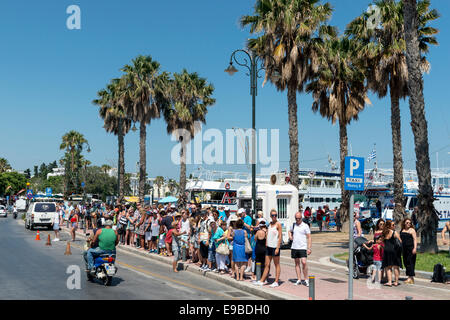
left=225, top=49, right=280, bottom=221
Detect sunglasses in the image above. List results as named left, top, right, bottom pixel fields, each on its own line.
left=271, top=214, right=277, bottom=217
left=295, top=217, right=302, bottom=220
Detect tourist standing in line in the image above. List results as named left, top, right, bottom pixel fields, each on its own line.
left=253, top=220, right=267, bottom=282
left=289, top=211, right=312, bottom=286
left=232, top=219, right=248, bottom=281
left=382, top=220, right=402, bottom=287
left=255, top=209, right=282, bottom=287
left=401, top=218, right=417, bottom=284
left=442, top=220, right=450, bottom=257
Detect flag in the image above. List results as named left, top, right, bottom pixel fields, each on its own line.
left=368, top=148, right=376, bottom=162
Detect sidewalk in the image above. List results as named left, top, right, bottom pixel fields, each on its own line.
left=62, top=225, right=447, bottom=300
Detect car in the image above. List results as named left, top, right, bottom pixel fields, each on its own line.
left=0, top=205, right=7, bottom=218
left=25, top=202, right=57, bottom=230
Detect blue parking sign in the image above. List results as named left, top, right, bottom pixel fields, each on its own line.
left=344, top=156, right=365, bottom=191
left=46, top=187, right=52, bottom=196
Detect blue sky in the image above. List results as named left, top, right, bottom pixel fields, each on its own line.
left=0, top=0, right=449, bottom=179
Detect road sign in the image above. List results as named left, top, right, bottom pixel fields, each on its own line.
left=45, top=187, right=52, bottom=196
left=81, top=182, right=85, bottom=188
left=344, top=156, right=365, bottom=191
left=26, top=190, right=33, bottom=199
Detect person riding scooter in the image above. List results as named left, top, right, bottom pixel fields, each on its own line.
left=84, top=219, right=118, bottom=274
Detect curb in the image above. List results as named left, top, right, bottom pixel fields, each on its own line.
left=330, top=255, right=433, bottom=281
left=57, top=225, right=299, bottom=300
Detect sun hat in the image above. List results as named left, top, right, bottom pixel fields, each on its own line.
left=229, top=214, right=239, bottom=222
left=237, top=208, right=245, bottom=214
left=104, top=219, right=113, bottom=226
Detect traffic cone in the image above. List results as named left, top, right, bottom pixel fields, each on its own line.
left=35, top=231, right=41, bottom=241
left=64, top=241, right=72, bottom=255
left=46, top=234, right=51, bottom=246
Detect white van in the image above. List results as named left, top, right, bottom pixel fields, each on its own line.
left=237, top=183, right=299, bottom=245
left=15, top=198, right=27, bottom=212
left=25, top=202, right=57, bottom=230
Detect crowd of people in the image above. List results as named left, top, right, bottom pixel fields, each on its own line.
left=49, top=200, right=447, bottom=288
left=50, top=201, right=313, bottom=288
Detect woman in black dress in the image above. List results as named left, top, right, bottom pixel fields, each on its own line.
left=400, top=218, right=417, bottom=284
left=382, top=220, right=402, bottom=287
left=253, top=221, right=267, bottom=281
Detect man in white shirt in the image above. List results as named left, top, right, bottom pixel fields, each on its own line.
left=289, top=211, right=312, bottom=287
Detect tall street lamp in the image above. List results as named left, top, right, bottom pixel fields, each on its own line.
left=225, top=49, right=280, bottom=221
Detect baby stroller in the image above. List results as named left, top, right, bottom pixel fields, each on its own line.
left=347, top=236, right=373, bottom=279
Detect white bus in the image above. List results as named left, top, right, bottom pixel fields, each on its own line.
left=237, top=183, right=299, bottom=245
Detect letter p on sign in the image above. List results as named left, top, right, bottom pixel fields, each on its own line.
left=350, top=159, right=360, bottom=176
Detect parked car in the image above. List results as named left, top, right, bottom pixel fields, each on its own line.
left=25, top=202, right=57, bottom=230
left=0, top=205, right=7, bottom=218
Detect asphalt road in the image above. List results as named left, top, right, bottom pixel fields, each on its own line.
left=0, top=214, right=261, bottom=300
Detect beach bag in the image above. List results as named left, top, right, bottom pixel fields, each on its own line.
left=431, top=263, right=445, bottom=283
left=216, top=242, right=230, bottom=255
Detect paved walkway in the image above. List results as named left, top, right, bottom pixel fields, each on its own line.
left=60, top=224, right=450, bottom=300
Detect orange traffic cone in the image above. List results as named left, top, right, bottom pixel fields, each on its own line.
left=35, top=231, right=41, bottom=241
left=64, top=241, right=72, bottom=255
left=46, top=234, right=52, bottom=246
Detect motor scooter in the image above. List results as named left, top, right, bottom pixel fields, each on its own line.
left=84, top=234, right=117, bottom=286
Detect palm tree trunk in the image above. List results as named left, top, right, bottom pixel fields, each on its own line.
left=287, top=84, right=299, bottom=189
left=390, top=88, right=405, bottom=224
left=339, top=120, right=350, bottom=226
left=139, top=122, right=147, bottom=205
left=179, top=140, right=187, bottom=208
left=403, top=0, right=438, bottom=253
left=118, top=130, right=125, bottom=203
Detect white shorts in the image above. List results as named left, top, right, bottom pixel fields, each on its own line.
left=145, top=232, right=152, bottom=241
left=53, top=223, right=59, bottom=231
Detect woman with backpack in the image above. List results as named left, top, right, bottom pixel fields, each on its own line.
left=382, top=220, right=402, bottom=287
left=400, top=218, right=417, bottom=284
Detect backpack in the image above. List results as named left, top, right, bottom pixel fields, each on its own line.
left=431, top=263, right=445, bottom=283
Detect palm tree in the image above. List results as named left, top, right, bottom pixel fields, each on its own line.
left=346, top=0, right=439, bottom=225
left=100, top=164, right=112, bottom=175
left=154, top=176, right=165, bottom=200
left=93, top=78, right=132, bottom=203
left=241, top=0, right=334, bottom=189
left=403, top=0, right=440, bottom=253
left=306, top=37, right=370, bottom=224
left=0, top=158, right=12, bottom=173
left=121, top=55, right=163, bottom=204
left=59, top=131, right=90, bottom=194
left=162, top=70, right=215, bottom=207
left=167, top=178, right=179, bottom=196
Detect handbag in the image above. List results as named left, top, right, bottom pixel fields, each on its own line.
left=216, top=242, right=229, bottom=255
left=244, top=236, right=253, bottom=254
left=393, top=231, right=402, bottom=252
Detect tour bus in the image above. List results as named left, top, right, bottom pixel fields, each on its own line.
left=237, top=182, right=299, bottom=245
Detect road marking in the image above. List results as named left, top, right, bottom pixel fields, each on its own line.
left=69, top=241, right=238, bottom=300
left=116, top=261, right=237, bottom=300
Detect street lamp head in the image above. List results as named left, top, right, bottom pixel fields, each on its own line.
left=224, top=63, right=238, bottom=76
left=271, top=70, right=281, bottom=82
left=131, top=123, right=137, bottom=132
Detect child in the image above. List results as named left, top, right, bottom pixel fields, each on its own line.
left=363, top=235, right=384, bottom=283
left=159, top=232, right=167, bottom=256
